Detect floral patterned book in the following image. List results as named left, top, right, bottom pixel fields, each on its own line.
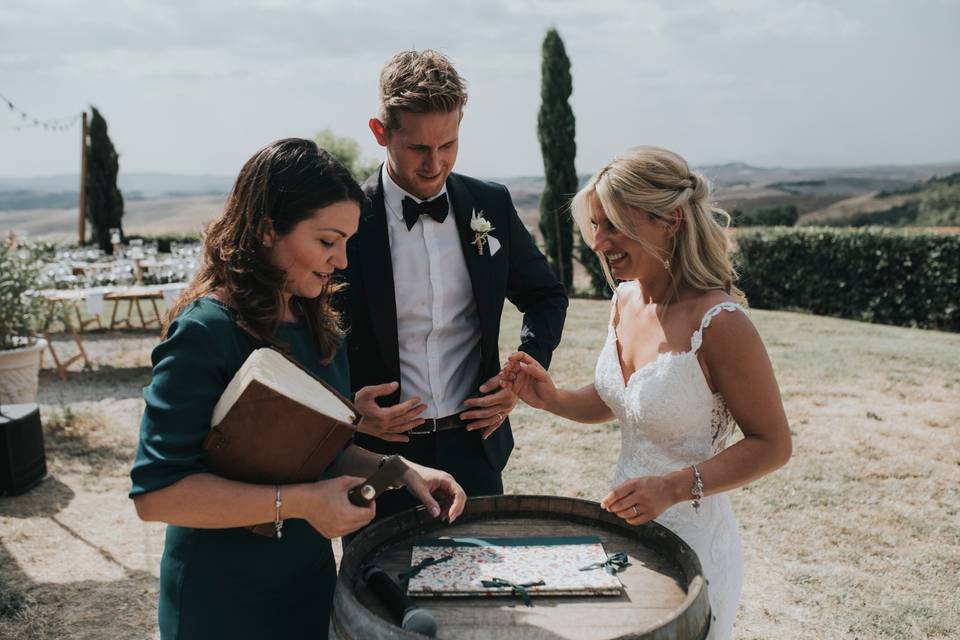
left=405, top=536, right=625, bottom=599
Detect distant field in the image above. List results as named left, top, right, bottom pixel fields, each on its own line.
left=1, top=194, right=547, bottom=243
left=4, top=159, right=960, bottom=240
left=716, top=192, right=845, bottom=217
left=0, top=188, right=845, bottom=241
left=0, top=195, right=224, bottom=240
left=802, top=191, right=917, bottom=223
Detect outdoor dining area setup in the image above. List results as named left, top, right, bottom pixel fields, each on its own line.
left=0, top=232, right=201, bottom=496
left=32, top=237, right=199, bottom=379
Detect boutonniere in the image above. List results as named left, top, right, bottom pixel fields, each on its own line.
left=470, top=210, right=495, bottom=255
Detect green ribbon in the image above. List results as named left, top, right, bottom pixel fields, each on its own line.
left=480, top=578, right=546, bottom=607
left=579, top=551, right=631, bottom=575
left=397, top=555, right=453, bottom=586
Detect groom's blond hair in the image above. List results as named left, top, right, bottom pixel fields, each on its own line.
left=378, top=49, right=468, bottom=130
left=572, top=146, right=746, bottom=306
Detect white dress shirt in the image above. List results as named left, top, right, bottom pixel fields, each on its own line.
left=381, top=164, right=482, bottom=418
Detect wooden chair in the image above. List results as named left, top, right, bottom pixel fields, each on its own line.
left=39, top=295, right=93, bottom=380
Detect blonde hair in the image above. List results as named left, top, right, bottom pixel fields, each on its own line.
left=378, top=49, right=468, bottom=130
left=571, top=146, right=746, bottom=305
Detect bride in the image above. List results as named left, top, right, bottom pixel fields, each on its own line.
left=501, top=146, right=791, bottom=639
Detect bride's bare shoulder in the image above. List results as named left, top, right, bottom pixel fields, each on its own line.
left=688, top=293, right=758, bottom=356
left=674, top=289, right=749, bottom=338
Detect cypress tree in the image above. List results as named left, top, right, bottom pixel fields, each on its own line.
left=85, top=106, right=125, bottom=253
left=537, top=29, right=576, bottom=291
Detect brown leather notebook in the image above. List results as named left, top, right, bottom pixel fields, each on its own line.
left=202, top=347, right=360, bottom=536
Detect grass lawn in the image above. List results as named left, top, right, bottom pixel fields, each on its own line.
left=1, top=299, right=958, bottom=639
left=501, top=301, right=960, bottom=639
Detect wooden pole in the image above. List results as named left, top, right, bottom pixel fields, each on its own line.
left=78, top=111, right=88, bottom=246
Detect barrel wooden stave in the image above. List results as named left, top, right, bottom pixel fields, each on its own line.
left=332, top=495, right=710, bottom=640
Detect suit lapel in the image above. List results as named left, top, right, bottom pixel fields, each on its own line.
left=358, top=170, right=401, bottom=382
left=447, top=174, right=498, bottom=355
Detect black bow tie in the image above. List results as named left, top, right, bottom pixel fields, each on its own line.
left=401, top=193, right=449, bottom=230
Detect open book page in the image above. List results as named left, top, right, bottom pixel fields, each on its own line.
left=406, top=536, right=624, bottom=598
left=211, top=348, right=355, bottom=426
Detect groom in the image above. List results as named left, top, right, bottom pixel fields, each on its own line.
left=343, top=49, right=567, bottom=520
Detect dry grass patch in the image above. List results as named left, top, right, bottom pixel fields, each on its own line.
left=501, top=300, right=960, bottom=640
left=1, top=332, right=159, bottom=640
left=43, top=404, right=131, bottom=480
left=1, top=307, right=957, bottom=639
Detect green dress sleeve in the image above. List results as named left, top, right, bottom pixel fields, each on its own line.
left=129, top=306, right=244, bottom=497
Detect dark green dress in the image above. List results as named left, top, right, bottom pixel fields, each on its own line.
left=129, top=297, right=350, bottom=640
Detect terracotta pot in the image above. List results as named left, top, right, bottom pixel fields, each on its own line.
left=0, top=338, right=48, bottom=404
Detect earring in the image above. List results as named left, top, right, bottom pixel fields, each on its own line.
left=662, top=258, right=671, bottom=270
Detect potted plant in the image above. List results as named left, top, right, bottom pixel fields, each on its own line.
left=0, top=237, right=48, bottom=404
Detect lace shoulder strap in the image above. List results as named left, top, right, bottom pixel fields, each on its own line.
left=690, top=302, right=747, bottom=353
left=608, top=281, right=634, bottom=327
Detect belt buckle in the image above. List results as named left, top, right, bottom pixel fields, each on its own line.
left=411, top=418, right=438, bottom=435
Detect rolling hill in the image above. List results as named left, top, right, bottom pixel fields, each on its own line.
left=4, top=162, right=960, bottom=239
left=801, top=172, right=960, bottom=226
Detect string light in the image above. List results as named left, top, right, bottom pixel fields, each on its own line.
left=1, top=92, right=82, bottom=132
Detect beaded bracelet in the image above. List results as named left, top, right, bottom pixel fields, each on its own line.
left=274, top=485, right=284, bottom=539
left=691, top=465, right=704, bottom=514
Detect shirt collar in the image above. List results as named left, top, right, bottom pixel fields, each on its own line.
left=381, top=162, right=448, bottom=223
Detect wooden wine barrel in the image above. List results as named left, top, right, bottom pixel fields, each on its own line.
left=331, top=495, right=710, bottom=640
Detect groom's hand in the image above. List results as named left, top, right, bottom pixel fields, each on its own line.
left=460, top=374, right=518, bottom=440
left=354, top=382, right=427, bottom=443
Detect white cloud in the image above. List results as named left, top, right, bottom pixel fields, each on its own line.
left=692, top=0, right=866, bottom=40
left=0, top=0, right=957, bottom=177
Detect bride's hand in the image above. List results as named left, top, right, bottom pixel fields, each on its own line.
left=600, top=476, right=678, bottom=525
left=499, top=352, right=558, bottom=410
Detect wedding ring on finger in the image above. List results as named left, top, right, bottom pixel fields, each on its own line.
left=633, top=505, right=640, bottom=517
left=495, top=412, right=503, bottom=423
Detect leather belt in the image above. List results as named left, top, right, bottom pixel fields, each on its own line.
left=407, top=413, right=464, bottom=435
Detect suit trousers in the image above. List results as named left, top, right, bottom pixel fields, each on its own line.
left=354, top=425, right=504, bottom=522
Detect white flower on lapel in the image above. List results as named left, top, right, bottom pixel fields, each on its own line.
left=470, top=209, right=495, bottom=255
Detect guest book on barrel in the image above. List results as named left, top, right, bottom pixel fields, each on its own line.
left=203, top=347, right=359, bottom=487
left=406, top=536, right=626, bottom=599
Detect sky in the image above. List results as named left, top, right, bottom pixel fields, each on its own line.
left=1, top=0, right=958, bottom=179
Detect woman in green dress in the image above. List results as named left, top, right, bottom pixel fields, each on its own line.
left=130, top=138, right=466, bottom=639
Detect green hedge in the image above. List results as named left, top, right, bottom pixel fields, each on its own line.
left=734, top=227, right=960, bottom=331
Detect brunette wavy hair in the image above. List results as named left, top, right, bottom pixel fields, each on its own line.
left=164, top=138, right=364, bottom=363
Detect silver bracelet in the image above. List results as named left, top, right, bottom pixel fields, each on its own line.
left=691, top=465, right=704, bottom=514
left=274, top=485, right=284, bottom=539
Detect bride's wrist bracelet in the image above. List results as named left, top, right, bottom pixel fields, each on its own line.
left=690, top=465, right=704, bottom=514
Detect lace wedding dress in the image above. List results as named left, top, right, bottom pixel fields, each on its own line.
left=594, top=282, right=745, bottom=640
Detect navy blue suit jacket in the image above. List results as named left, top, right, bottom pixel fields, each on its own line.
left=342, top=167, right=568, bottom=471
